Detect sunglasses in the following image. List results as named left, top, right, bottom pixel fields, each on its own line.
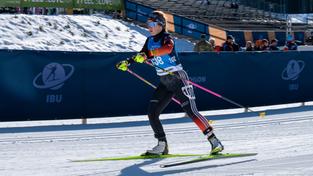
left=147, top=21, right=158, bottom=28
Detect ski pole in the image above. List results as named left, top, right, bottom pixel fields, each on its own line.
left=126, top=69, right=181, bottom=105
left=144, top=61, right=259, bottom=114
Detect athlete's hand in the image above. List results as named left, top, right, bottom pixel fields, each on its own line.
left=116, top=60, right=129, bottom=71
left=133, top=52, right=147, bottom=63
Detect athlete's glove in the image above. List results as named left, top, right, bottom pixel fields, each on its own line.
left=116, top=60, right=129, bottom=71
left=132, top=52, right=147, bottom=63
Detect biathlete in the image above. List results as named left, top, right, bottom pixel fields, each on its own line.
left=116, top=10, right=224, bottom=155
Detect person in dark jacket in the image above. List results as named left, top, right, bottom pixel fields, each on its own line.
left=245, top=41, right=254, bottom=51
left=222, top=35, right=240, bottom=51
left=269, top=39, right=279, bottom=51
left=260, top=39, right=269, bottom=51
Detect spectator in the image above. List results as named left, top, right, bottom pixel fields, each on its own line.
left=222, top=35, right=240, bottom=51
left=284, top=35, right=298, bottom=51
left=269, top=39, right=279, bottom=50
left=254, top=39, right=262, bottom=51
left=194, top=34, right=213, bottom=52
left=245, top=41, right=254, bottom=51
left=209, top=37, right=221, bottom=52
left=209, top=37, right=215, bottom=48
left=260, top=39, right=269, bottom=51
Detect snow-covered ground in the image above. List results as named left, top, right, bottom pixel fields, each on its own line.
left=1, top=103, right=313, bottom=176
left=0, top=14, right=194, bottom=52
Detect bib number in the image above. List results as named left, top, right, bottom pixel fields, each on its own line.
left=151, top=56, right=164, bottom=65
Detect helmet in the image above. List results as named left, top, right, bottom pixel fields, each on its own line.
left=148, top=11, right=166, bottom=27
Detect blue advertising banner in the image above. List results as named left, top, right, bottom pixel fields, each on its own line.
left=294, top=32, right=305, bottom=43
left=182, top=28, right=202, bottom=39
left=182, top=18, right=206, bottom=34
left=180, top=51, right=313, bottom=109
left=125, top=1, right=136, bottom=11
left=0, top=50, right=145, bottom=121
left=173, top=16, right=182, bottom=25
left=0, top=50, right=313, bottom=121
left=275, top=32, right=287, bottom=46
left=136, top=4, right=153, bottom=16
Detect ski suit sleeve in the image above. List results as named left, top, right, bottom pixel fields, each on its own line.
left=148, top=35, right=174, bottom=57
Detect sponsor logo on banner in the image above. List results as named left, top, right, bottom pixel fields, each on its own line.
left=187, top=23, right=196, bottom=34
left=33, top=62, right=74, bottom=103
left=189, top=76, right=206, bottom=83
left=281, top=60, right=305, bottom=91
left=137, top=9, right=147, bottom=15
left=187, top=23, right=196, bottom=30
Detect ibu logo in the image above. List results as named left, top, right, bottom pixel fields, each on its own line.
left=281, top=60, right=305, bottom=91
left=33, top=62, right=74, bottom=103
left=33, top=62, right=74, bottom=90
left=281, top=60, right=305, bottom=81
left=187, top=23, right=197, bottom=30
left=46, top=95, right=63, bottom=103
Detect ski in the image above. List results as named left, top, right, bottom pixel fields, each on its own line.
left=160, top=153, right=258, bottom=168
left=72, top=153, right=204, bottom=162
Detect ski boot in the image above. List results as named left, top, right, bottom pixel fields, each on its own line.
left=141, top=141, right=169, bottom=156
left=208, top=134, right=224, bottom=155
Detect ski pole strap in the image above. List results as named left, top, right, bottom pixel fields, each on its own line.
left=126, top=69, right=181, bottom=105
left=144, top=61, right=255, bottom=112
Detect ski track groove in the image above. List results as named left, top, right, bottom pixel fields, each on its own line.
left=0, top=114, right=312, bottom=144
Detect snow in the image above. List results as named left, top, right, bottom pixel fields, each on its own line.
left=0, top=14, right=194, bottom=52
left=1, top=103, right=313, bottom=176
left=1, top=14, right=313, bottom=175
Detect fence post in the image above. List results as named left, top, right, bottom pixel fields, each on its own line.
left=81, top=117, right=87, bottom=124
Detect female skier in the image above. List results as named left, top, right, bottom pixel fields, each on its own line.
left=116, top=10, right=223, bottom=155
